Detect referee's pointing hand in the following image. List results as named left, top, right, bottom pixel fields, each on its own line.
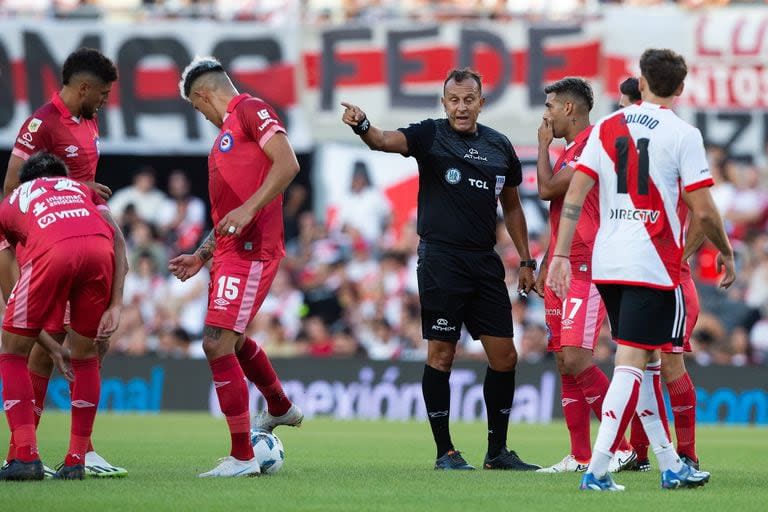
left=341, top=102, right=366, bottom=127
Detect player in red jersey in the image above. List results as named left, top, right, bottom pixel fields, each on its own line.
left=171, top=57, right=303, bottom=477
left=0, top=153, right=127, bottom=480
left=533, top=78, right=636, bottom=474
left=1, top=47, right=127, bottom=478
left=548, top=49, right=734, bottom=491
left=619, top=77, right=704, bottom=471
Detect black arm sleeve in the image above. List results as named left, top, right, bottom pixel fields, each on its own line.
left=397, top=119, right=437, bottom=160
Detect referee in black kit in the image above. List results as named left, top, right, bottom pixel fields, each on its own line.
left=341, top=68, right=540, bottom=471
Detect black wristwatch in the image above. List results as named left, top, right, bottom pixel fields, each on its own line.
left=520, top=259, right=537, bottom=270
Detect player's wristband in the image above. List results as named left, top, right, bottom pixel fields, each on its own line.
left=351, top=116, right=371, bottom=136
left=520, top=259, right=537, bottom=270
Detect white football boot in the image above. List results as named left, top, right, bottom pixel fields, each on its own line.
left=536, top=454, right=590, bottom=473
left=198, top=456, right=261, bottom=478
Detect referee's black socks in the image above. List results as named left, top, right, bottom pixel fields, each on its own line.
left=422, top=364, right=453, bottom=459
left=484, top=367, right=516, bottom=459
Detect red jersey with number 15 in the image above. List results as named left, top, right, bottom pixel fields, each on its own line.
left=12, top=93, right=100, bottom=183
left=547, top=125, right=599, bottom=280
left=208, top=94, right=287, bottom=261
left=0, top=177, right=113, bottom=265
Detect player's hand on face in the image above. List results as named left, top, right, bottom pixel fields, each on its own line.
left=169, top=253, right=204, bottom=281
left=51, top=346, right=74, bottom=382
left=538, top=118, right=554, bottom=148
left=85, top=181, right=113, bottom=200
left=716, top=252, right=736, bottom=289
left=518, top=267, right=536, bottom=295
left=341, top=102, right=366, bottom=127
left=545, top=256, right=571, bottom=299
left=96, top=305, right=121, bottom=343
left=216, top=205, right=254, bottom=237
left=534, top=266, right=548, bottom=298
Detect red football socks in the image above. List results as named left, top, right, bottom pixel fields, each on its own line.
left=0, top=354, right=38, bottom=462
left=561, top=374, right=591, bottom=462
left=67, top=358, right=100, bottom=465
left=237, top=337, right=291, bottom=417
left=667, top=372, right=698, bottom=461
left=210, top=354, right=254, bottom=461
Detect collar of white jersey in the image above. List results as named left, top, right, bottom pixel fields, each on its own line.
left=638, top=101, right=669, bottom=110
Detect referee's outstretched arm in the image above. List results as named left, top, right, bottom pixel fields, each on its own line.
left=341, top=102, right=409, bottom=154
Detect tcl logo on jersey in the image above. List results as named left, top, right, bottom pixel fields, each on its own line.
left=64, top=145, right=79, bottom=157
left=609, top=208, right=660, bottom=223
left=468, top=178, right=489, bottom=190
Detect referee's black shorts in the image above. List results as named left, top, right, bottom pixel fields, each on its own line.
left=596, top=283, right=685, bottom=351
left=416, top=241, right=513, bottom=342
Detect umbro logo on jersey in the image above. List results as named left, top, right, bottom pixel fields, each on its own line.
left=463, top=148, right=487, bottom=161
left=585, top=395, right=601, bottom=405
left=213, top=298, right=230, bottom=307
left=65, top=145, right=79, bottom=157
left=561, top=398, right=578, bottom=407
left=672, top=405, right=694, bottom=412
left=71, top=400, right=96, bottom=408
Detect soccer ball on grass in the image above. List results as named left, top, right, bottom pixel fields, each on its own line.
left=250, top=430, right=285, bottom=475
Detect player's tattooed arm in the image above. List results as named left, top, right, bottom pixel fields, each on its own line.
left=194, top=229, right=216, bottom=263
left=562, top=202, right=582, bottom=221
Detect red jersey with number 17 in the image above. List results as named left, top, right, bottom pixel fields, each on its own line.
left=12, top=92, right=100, bottom=183
left=0, top=177, right=113, bottom=265
left=208, top=94, right=287, bottom=261
left=547, top=125, right=599, bottom=280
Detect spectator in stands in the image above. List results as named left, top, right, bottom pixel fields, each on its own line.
left=108, top=166, right=169, bottom=226
left=335, top=161, right=392, bottom=246
left=158, top=169, right=206, bottom=252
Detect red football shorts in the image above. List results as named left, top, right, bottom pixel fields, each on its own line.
left=3, top=235, right=114, bottom=339
left=665, top=276, right=699, bottom=354
left=545, top=279, right=606, bottom=352
left=205, top=256, right=281, bottom=334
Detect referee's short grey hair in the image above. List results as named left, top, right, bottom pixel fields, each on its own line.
left=179, top=56, right=225, bottom=101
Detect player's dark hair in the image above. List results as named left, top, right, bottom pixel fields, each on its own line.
left=639, top=48, right=687, bottom=98
left=62, top=48, right=118, bottom=86
left=619, top=77, right=641, bottom=103
left=19, top=152, right=69, bottom=183
left=443, top=68, right=483, bottom=96
left=544, top=77, right=594, bottom=112
left=180, top=57, right=226, bottom=99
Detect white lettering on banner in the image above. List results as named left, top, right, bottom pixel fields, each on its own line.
left=209, top=367, right=556, bottom=423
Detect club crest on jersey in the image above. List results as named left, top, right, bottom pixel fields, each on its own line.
left=444, top=168, right=462, bottom=185
left=27, top=118, right=43, bottom=133
left=219, top=132, right=234, bottom=153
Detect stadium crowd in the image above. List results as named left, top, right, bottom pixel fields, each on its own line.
left=0, top=0, right=763, bottom=23
left=62, top=141, right=768, bottom=366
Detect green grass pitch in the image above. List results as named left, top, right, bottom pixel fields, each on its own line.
left=1, top=413, right=766, bottom=511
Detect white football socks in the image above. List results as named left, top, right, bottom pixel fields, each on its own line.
left=587, top=365, right=643, bottom=477
left=637, top=360, right=683, bottom=473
